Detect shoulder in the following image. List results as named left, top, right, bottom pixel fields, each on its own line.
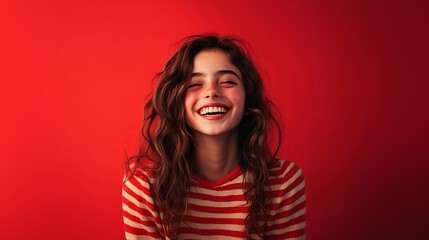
left=122, top=159, right=165, bottom=239
left=265, top=159, right=307, bottom=238
left=267, top=159, right=306, bottom=192
left=269, top=159, right=304, bottom=179
left=123, top=159, right=156, bottom=198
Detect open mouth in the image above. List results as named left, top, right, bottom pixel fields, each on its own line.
left=198, top=106, right=228, bottom=116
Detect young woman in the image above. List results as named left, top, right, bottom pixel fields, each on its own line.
left=122, top=34, right=306, bottom=239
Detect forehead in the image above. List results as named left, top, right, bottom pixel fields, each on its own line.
left=192, top=50, right=241, bottom=76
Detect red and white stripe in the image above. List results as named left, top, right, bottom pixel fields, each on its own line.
left=122, top=160, right=306, bottom=239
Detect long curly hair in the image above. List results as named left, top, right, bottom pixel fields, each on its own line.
left=126, top=34, right=282, bottom=238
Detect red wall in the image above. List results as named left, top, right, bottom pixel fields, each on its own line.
left=1, top=0, right=428, bottom=239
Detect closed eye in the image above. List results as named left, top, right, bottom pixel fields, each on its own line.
left=220, top=80, right=237, bottom=86
left=188, top=83, right=202, bottom=88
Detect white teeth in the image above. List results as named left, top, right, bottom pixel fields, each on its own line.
left=199, top=106, right=227, bottom=116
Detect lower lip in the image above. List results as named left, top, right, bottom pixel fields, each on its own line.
left=199, top=112, right=228, bottom=120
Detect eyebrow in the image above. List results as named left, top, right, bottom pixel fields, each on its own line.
left=192, top=70, right=241, bottom=80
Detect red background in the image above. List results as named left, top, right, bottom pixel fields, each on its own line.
left=1, top=0, right=428, bottom=239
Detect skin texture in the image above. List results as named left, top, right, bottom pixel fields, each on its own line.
left=185, top=49, right=245, bottom=181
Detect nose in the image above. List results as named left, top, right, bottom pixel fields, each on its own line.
left=204, top=83, right=222, bottom=99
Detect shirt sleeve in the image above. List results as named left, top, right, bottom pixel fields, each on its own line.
left=265, top=161, right=306, bottom=239
left=122, top=171, right=165, bottom=239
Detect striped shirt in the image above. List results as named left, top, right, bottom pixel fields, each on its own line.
left=122, top=159, right=306, bottom=239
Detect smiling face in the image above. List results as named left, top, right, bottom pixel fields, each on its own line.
left=185, top=49, right=245, bottom=137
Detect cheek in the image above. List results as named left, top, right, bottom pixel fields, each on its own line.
left=230, top=89, right=246, bottom=109
left=184, top=92, right=197, bottom=113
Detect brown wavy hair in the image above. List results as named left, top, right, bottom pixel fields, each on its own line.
left=126, top=34, right=282, bottom=238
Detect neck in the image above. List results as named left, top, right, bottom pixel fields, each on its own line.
left=193, top=130, right=240, bottom=182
